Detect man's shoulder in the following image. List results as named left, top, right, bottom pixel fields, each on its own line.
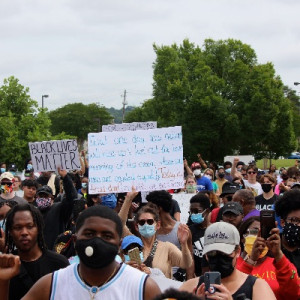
left=11, top=195, right=27, bottom=204
left=41, top=250, right=70, bottom=267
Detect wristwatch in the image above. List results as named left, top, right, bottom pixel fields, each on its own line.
left=244, top=254, right=257, bottom=266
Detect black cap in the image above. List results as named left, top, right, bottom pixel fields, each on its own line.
left=37, top=185, right=53, bottom=196
left=220, top=182, right=240, bottom=197
left=8, top=163, right=17, bottom=172
left=223, top=202, right=243, bottom=216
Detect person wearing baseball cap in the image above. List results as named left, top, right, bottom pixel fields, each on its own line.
left=222, top=202, right=244, bottom=229
left=0, top=172, right=27, bottom=205
left=180, top=222, right=276, bottom=299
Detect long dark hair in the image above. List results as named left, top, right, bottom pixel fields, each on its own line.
left=5, top=203, right=47, bottom=253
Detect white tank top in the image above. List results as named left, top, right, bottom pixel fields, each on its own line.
left=50, top=263, right=148, bottom=300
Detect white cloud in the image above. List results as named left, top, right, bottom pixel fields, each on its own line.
left=0, top=0, right=300, bottom=111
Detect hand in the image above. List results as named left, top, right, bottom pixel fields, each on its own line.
left=205, top=284, right=233, bottom=300
left=233, top=157, right=239, bottom=166
left=131, top=202, right=140, bottom=212
left=177, top=224, right=190, bottom=245
left=183, top=159, right=188, bottom=167
left=125, top=187, right=138, bottom=202
left=81, top=150, right=86, bottom=157
left=197, top=153, right=202, bottom=158
left=266, top=227, right=283, bottom=262
left=250, top=236, right=266, bottom=262
left=0, top=254, right=21, bottom=281
left=57, top=167, right=67, bottom=178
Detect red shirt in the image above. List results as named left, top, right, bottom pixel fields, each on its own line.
left=236, top=255, right=300, bottom=300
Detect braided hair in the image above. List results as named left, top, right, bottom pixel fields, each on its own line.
left=5, top=203, right=47, bottom=253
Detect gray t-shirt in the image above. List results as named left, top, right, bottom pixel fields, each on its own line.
left=0, top=194, right=27, bottom=205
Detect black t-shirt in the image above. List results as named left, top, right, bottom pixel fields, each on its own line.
left=170, top=199, right=181, bottom=219
left=189, top=224, right=207, bottom=276
left=255, top=194, right=279, bottom=211
left=9, top=250, right=69, bottom=300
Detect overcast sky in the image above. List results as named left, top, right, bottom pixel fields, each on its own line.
left=0, top=0, right=299, bottom=111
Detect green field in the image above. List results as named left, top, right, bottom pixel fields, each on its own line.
left=256, top=159, right=297, bottom=170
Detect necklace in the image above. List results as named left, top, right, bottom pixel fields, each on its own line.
left=77, top=265, right=119, bottom=299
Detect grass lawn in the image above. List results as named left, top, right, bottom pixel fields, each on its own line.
left=256, top=159, right=297, bottom=170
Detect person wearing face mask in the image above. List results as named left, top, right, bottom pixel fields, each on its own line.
left=180, top=222, right=275, bottom=299
left=215, top=167, right=227, bottom=192
left=0, top=162, right=6, bottom=175
left=203, top=168, right=219, bottom=195
left=237, top=216, right=300, bottom=300
left=36, top=167, right=78, bottom=250
left=188, top=193, right=211, bottom=276
left=0, top=205, right=161, bottom=300
left=119, top=191, right=193, bottom=279
left=185, top=175, right=198, bottom=194
left=21, top=158, right=40, bottom=181
left=0, top=172, right=27, bottom=205
left=191, top=162, right=213, bottom=192
left=78, top=176, right=88, bottom=199
left=255, top=174, right=278, bottom=211
left=275, top=189, right=300, bottom=275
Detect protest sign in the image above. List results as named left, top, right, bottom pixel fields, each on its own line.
left=102, top=121, right=157, bottom=132
left=29, top=139, right=81, bottom=172
left=172, top=193, right=193, bottom=224
left=88, top=126, right=184, bottom=193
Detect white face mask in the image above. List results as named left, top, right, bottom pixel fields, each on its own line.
left=193, top=169, right=201, bottom=176
left=204, top=174, right=212, bottom=180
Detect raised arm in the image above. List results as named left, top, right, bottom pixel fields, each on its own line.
left=184, top=159, right=193, bottom=176
left=197, top=154, right=207, bottom=169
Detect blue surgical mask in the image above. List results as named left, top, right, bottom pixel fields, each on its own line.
left=225, top=168, right=231, bottom=174
left=10, top=172, right=16, bottom=176
left=138, top=224, right=156, bottom=238
left=27, top=164, right=33, bottom=171
left=190, top=212, right=205, bottom=224
left=0, top=168, right=6, bottom=173
left=81, top=183, right=88, bottom=189
left=124, top=252, right=144, bottom=262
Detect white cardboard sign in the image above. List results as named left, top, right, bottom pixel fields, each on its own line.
left=102, top=121, right=157, bottom=132
left=88, top=126, right=184, bottom=193
left=172, top=193, right=194, bottom=224
left=29, top=139, right=81, bottom=172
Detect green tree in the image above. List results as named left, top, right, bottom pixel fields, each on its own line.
left=0, top=76, right=53, bottom=168
left=125, top=39, right=296, bottom=161
left=49, top=103, right=113, bottom=147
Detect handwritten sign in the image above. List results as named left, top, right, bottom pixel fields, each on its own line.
left=172, top=193, right=194, bottom=224
left=29, top=139, right=81, bottom=172
left=88, top=126, right=184, bottom=193
left=102, top=121, right=157, bottom=132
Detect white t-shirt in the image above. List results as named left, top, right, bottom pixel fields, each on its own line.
left=243, top=180, right=263, bottom=196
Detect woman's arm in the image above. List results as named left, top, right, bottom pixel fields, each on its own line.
left=252, top=278, right=276, bottom=300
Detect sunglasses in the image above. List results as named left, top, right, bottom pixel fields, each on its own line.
left=1, top=182, right=12, bottom=186
left=137, top=219, right=155, bottom=226
left=247, top=171, right=257, bottom=175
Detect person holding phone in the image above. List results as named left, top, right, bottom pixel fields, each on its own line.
left=237, top=216, right=300, bottom=300
left=180, top=222, right=275, bottom=299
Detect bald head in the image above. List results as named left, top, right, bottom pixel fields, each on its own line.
left=232, top=189, right=255, bottom=206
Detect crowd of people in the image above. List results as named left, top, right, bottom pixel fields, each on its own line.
left=0, top=153, right=300, bottom=299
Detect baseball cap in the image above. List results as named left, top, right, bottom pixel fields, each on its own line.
left=0, top=172, right=14, bottom=182
left=203, top=222, right=240, bottom=255
left=191, top=162, right=201, bottom=170
left=8, top=163, right=17, bottom=172
left=291, top=183, right=300, bottom=190
left=121, top=235, right=143, bottom=250
left=37, top=185, right=53, bottom=196
left=222, top=202, right=243, bottom=216
left=220, top=182, right=240, bottom=197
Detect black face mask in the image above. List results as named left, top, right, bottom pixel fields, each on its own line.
left=75, top=237, right=118, bottom=269
left=283, top=223, right=300, bottom=247
left=261, top=183, right=272, bottom=193
left=218, top=173, right=225, bottom=179
left=282, top=174, right=289, bottom=181
left=207, top=253, right=234, bottom=278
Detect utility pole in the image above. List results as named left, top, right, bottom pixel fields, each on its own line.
left=122, top=89, right=127, bottom=123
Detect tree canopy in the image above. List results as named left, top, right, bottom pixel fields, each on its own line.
left=125, top=39, right=297, bottom=161
left=48, top=103, right=113, bottom=147
left=0, top=76, right=53, bottom=168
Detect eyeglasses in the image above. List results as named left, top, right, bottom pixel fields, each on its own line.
left=243, top=228, right=259, bottom=237
left=241, top=173, right=247, bottom=177
left=247, top=171, right=257, bottom=175
left=286, top=217, right=300, bottom=225
left=137, top=219, right=155, bottom=226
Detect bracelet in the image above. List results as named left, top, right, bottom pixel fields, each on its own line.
left=244, top=254, right=257, bottom=266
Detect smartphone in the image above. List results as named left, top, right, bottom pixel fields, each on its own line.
left=260, top=210, right=275, bottom=239
left=128, top=247, right=142, bottom=265
left=204, top=272, right=221, bottom=297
